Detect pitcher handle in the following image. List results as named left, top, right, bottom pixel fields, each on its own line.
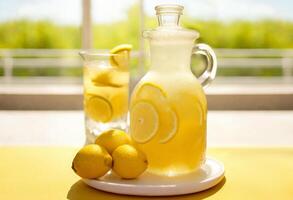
left=192, top=43, right=217, bottom=88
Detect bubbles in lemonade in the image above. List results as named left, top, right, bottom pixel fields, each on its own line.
left=83, top=64, right=129, bottom=123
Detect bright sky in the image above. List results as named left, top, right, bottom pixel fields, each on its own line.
left=0, top=0, right=292, bottom=25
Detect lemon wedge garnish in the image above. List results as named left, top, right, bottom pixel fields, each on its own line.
left=110, top=44, right=132, bottom=71
left=85, top=95, right=113, bottom=122
left=130, top=101, right=159, bottom=143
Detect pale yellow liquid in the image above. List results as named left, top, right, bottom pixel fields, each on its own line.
left=131, top=70, right=207, bottom=176
left=83, top=65, right=128, bottom=122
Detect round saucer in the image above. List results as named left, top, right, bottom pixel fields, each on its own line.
left=82, top=157, right=225, bottom=196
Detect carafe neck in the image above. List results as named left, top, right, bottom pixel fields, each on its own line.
left=144, top=4, right=199, bottom=72
left=149, top=41, right=193, bottom=72
left=156, top=4, right=183, bottom=27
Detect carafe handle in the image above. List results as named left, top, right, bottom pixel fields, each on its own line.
left=192, top=43, right=217, bottom=88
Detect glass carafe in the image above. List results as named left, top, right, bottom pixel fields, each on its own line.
left=130, top=4, right=217, bottom=176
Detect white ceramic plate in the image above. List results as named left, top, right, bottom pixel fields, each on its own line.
left=82, top=157, right=225, bottom=196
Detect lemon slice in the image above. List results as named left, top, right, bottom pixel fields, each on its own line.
left=158, top=108, right=178, bottom=143
left=85, top=95, right=113, bottom=122
left=90, top=68, right=112, bottom=85
left=91, top=69, right=129, bottom=87
left=110, top=44, right=132, bottom=71
left=84, top=83, right=111, bottom=98
left=135, top=82, right=178, bottom=143
left=136, top=83, right=167, bottom=100
left=130, top=101, right=159, bottom=143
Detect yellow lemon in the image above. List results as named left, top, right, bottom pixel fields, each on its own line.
left=72, top=144, right=112, bottom=179
left=110, top=44, right=132, bottom=70
left=95, top=129, right=131, bottom=154
left=130, top=101, right=159, bottom=143
left=112, top=144, right=148, bottom=179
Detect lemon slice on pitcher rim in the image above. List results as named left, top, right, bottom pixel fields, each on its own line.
left=130, top=101, right=159, bottom=143
left=110, top=44, right=132, bottom=71
left=85, top=95, right=113, bottom=122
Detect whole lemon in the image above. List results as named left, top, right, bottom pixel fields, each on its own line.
left=95, top=129, right=131, bottom=154
left=72, top=144, right=112, bottom=179
left=112, top=144, right=148, bottom=179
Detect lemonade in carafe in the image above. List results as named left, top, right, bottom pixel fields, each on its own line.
left=130, top=4, right=217, bottom=176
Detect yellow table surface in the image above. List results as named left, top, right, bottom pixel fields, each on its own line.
left=0, top=147, right=292, bottom=200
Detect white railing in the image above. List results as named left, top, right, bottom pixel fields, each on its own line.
left=216, top=48, right=293, bottom=79
left=0, top=48, right=293, bottom=83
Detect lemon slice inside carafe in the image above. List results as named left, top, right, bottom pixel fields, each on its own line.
left=130, top=101, right=159, bottom=143
left=133, top=83, right=178, bottom=144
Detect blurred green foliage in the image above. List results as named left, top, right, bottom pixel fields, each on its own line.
left=13, top=67, right=82, bottom=77
left=183, top=19, right=293, bottom=48
left=0, top=3, right=292, bottom=78
left=0, top=20, right=80, bottom=48
left=0, top=18, right=293, bottom=49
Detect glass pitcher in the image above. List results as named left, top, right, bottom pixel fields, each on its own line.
left=130, top=4, right=217, bottom=176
